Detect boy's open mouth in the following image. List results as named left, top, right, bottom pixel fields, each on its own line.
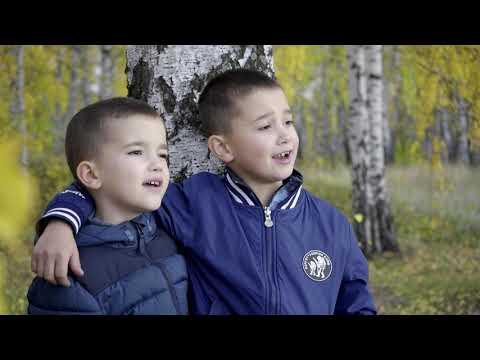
left=273, top=151, right=292, bottom=160
left=143, top=180, right=163, bottom=188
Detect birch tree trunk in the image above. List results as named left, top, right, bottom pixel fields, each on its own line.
left=348, top=45, right=398, bottom=255
left=126, top=45, right=274, bottom=181
left=347, top=45, right=372, bottom=252
left=366, top=45, right=398, bottom=253
left=366, top=45, right=384, bottom=253
left=11, top=45, right=27, bottom=168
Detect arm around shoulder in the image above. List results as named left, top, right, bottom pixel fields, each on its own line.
left=35, top=181, right=95, bottom=238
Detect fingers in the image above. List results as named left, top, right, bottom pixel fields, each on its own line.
left=35, top=251, right=45, bottom=281
left=69, top=246, right=84, bottom=278
left=43, top=253, right=57, bottom=286
left=54, top=254, right=71, bottom=287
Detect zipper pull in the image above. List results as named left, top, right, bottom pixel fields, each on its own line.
left=264, top=206, right=273, bottom=228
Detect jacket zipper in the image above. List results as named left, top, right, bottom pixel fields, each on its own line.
left=135, top=223, right=182, bottom=315
left=263, top=206, right=277, bottom=314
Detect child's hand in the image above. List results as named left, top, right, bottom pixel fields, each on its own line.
left=31, top=219, right=84, bottom=287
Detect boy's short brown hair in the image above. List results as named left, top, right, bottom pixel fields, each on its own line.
left=198, top=68, right=281, bottom=136
left=65, top=97, right=162, bottom=180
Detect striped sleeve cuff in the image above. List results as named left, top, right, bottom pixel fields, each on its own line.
left=41, top=207, right=81, bottom=235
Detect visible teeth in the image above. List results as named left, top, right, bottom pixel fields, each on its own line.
left=145, top=181, right=160, bottom=187
left=275, top=151, right=289, bottom=159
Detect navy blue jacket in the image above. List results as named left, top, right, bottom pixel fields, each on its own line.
left=37, top=169, right=376, bottom=315
left=28, top=212, right=189, bottom=315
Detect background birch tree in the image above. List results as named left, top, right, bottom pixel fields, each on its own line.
left=347, top=45, right=372, bottom=253
left=365, top=45, right=398, bottom=254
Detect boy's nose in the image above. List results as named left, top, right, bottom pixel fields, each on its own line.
left=278, top=135, right=289, bottom=144
left=149, top=158, right=165, bottom=172
left=277, top=129, right=291, bottom=144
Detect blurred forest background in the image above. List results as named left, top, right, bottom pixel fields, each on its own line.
left=0, top=45, right=479, bottom=315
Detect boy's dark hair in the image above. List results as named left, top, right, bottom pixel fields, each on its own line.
left=198, top=68, right=281, bottom=136
left=65, top=97, right=161, bottom=180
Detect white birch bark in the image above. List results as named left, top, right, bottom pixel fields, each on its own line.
left=347, top=45, right=372, bottom=252
left=366, top=45, right=384, bottom=253
left=126, top=45, right=274, bottom=181
left=366, top=45, right=397, bottom=253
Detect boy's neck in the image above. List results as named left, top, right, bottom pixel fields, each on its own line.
left=227, top=167, right=283, bottom=207
left=251, top=182, right=283, bottom=207
left=91, top=193, right=143, bottom=225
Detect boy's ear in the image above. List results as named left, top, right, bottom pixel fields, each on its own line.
left=208, top=135, right=234, bottom=163
left=76, top=161, right=102, bottom=190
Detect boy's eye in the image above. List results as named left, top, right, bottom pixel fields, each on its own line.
left=259, top=125, right=271, bottom=131
left=158, top=153, right=168, bottom=160
left=128, top=150, right=143, bottom=155
left=286, top=120, right=294, bottom=126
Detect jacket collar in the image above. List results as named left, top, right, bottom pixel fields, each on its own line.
left=224, top=167, right=304, bottom=210
left=76, top=212, right=157, bottom=247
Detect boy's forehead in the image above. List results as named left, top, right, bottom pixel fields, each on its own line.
left=235, top=87, right=291, bottom=119
left=102, top=115, right=166, bottom=142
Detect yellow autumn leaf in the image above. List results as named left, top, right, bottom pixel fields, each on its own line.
left=354, top=213, right=364, bottom=223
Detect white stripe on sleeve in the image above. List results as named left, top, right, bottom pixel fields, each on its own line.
left=44, top=207, right=81, bottom=226
left=42, top=210, right=80, bottom=234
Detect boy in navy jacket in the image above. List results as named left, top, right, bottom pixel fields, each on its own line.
left=27, top=98, right=188, bottom=315
left=31, top=69, right=376, bottom=315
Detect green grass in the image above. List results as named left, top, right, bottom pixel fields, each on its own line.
left=298, top=162, right=480, bottom=315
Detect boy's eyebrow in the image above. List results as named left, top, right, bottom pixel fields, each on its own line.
left=254, top=109, right=292, bottom=122
left=123, top=141, right=168, bottom=150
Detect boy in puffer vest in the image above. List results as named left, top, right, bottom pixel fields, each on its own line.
left=27, top=97, right=188, bottom=315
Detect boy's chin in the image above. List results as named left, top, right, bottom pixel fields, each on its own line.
left=277, top=167, right=295, bottom=179
left=141, top=200, right=163, bottom=212
left=266, top=171, right=293, bottom=185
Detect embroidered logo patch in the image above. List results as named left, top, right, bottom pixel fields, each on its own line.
left=303, top=250, right=332, bottom=282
